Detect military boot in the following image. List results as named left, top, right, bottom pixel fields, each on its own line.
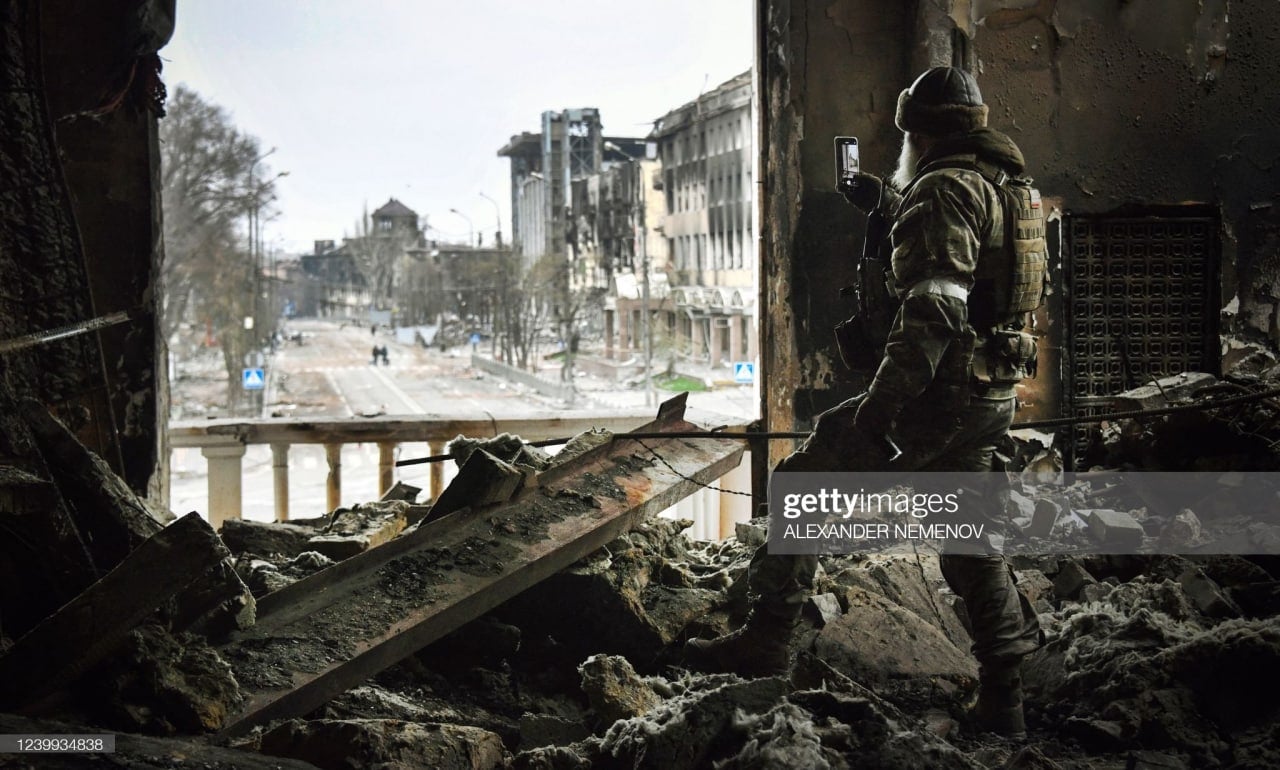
left=970, top=656, right=1027, bottom=739
left=682, top=609, right=796, bottom=677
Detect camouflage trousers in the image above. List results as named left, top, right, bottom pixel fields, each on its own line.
left=750, top=392, right=1041, bottom=664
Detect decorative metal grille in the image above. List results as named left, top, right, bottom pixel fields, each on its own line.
left=1062, top=209, right=1220, bottom=466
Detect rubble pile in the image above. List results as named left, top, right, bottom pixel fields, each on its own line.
left=1018, top=555, right=1280, bottom=767
left=3, top=404, right=1279, bottom=768
left=1078, top=372, right=1280, bottom=473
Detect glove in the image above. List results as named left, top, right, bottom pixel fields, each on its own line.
left=836, top=172, right=884, bottom=213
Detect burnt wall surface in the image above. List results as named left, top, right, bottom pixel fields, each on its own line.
left=40, top=0, right=173, bottom=501
left=762, top=0, right=1280, bottom=449
left=760, top=0, right=913, bottom=462
left=0, top=1, right=170, bottom=499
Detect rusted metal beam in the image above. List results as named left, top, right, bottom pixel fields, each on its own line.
left=216, top=396, right=743, bottom=737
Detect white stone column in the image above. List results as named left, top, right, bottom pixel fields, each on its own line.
left=202, top=444, right=246, bottom=529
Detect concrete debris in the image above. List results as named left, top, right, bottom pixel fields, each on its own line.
left=1025, top=499, right=1061, bottom=539
left=1022, top=569, right=1280, bottom=767
left=1112, top=372, right=1219, bottom=411
left=1052, top=559, right=1098, bottom=601
left=813, top=585, right=977, bottom=692
left=309, top=499, right=430, bottom=559
left=1159, top=509, right=1204, bottom=550
left=81, top=622, right=243, bottom=735
left=495, top=517, right=726, bottom=664
left=448, top=432, right=552, bottom=471
left=258, top=718, right=509, bottom=770
left=1176, top=567, right=1241, bottom=619
left=1083, top=509, right=1146, bottom=549
left=224, top=502, right=430, bottom=563
left=822, top=556, right=973, bottom=652
left=578, top=654, right=661, bottom=727
left=591, top=675, right=793, bottom=769
left=806, top=592, right=843, bottom=626
left=235, top=549, right=336, bottom=597
left=220, top=518, right=322, bottom=559
left=549, top=428, right=614, bottom=467
left=734, top=516, right=768, bottom=547
left=1014, top=569, right=1056, bottom=613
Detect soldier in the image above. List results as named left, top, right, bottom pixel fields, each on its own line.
left=685, top=66, right=1044, bottom=738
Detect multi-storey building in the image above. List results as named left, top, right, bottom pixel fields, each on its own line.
left=496, top=78, right=755, bottom=373
left=497, top=112, right=650, bottom=339
left=649, top=71, right=755, bottom=368
left=299, top=198, right=429, bottom=321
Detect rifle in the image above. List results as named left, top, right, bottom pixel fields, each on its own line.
left=833, top=207, right=897, bottom=372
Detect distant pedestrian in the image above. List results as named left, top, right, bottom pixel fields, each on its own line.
left=371, top=345, right=380, bottom=365
left=379, top=345, right=390, bottom=365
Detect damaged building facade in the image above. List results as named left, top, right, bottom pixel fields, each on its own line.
left=3, top=0, right=1280, bottom=768
left=498, top=72, right=756, bottom=371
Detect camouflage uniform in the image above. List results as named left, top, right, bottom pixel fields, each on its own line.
left=752, top=127, right=1041, bottom=667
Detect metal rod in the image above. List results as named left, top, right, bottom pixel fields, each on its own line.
left=0, top=308, right=144, bottom=355
left=392, top=386, right=1280, bottom=467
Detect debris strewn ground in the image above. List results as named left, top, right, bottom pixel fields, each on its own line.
left=4, top=378, right=1280, bottom=767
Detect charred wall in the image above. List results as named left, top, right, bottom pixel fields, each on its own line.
left=761, top=0, right=1280, bottom=455
left=759, top=0, right=913, bottom=463
left=0, top=0, right=171, bottom=500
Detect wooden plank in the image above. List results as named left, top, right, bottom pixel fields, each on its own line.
left=0, top=512, right=228, bottom=710
left=21, top=399, right=168, bottom=568
left=216, top=411, right=742, bottom=737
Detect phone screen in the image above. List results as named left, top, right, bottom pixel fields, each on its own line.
left=834, top=136, right=859, bottom=184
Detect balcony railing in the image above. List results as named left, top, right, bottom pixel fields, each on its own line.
left=169, top=408, right=753, bottom=538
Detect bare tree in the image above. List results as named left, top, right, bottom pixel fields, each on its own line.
left=494, top=252, right=549, bottom=370
left=160, top=84, right=281, bottom=409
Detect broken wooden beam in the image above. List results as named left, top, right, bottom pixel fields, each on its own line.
left=0, top=512, right=229, bottom=711
left=21, top=399, right=255, bottom=636
left=21, top=398, right=170, bottom=569
left=215, top=397, right=743, bottom=736
left=426, top=448, right=526, bottom=523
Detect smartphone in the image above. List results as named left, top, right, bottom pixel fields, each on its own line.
left=834, top=136, right=860, bottom=186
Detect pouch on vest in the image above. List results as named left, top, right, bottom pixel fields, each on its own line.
left=972, top=329, right=1038, bottom=385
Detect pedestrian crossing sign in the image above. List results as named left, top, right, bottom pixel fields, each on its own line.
left=242, top=367, right=265, bottom=390
left=733, top=361, right=755, bottom=384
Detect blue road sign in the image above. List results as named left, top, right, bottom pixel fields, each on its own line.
left=242, top=367, right=266, bottom=390
left=733, top=361, right=755, bottom=384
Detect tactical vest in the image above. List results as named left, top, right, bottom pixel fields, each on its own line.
left=910, top=154, right=1050, bottom=386
left=912, top=154, right=1049, bottom=328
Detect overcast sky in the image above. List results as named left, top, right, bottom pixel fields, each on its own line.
left=162, top=1, right=754, bottom=254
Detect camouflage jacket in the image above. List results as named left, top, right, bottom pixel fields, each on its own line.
left=865, top=129, right=1028, bottom=414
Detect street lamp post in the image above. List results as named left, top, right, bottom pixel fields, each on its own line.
left=479, top=192, right=503, bottom=248
left=246, top=147, right=278, bottom=417
left=605, top=141, right=655, bottom=407
left=449, top=207, right=475, bottom=247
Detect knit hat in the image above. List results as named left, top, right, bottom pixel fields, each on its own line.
left=895, top=66, right=988, bottom=136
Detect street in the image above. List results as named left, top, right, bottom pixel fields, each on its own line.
left=169, top=318, right=757, bottom=522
